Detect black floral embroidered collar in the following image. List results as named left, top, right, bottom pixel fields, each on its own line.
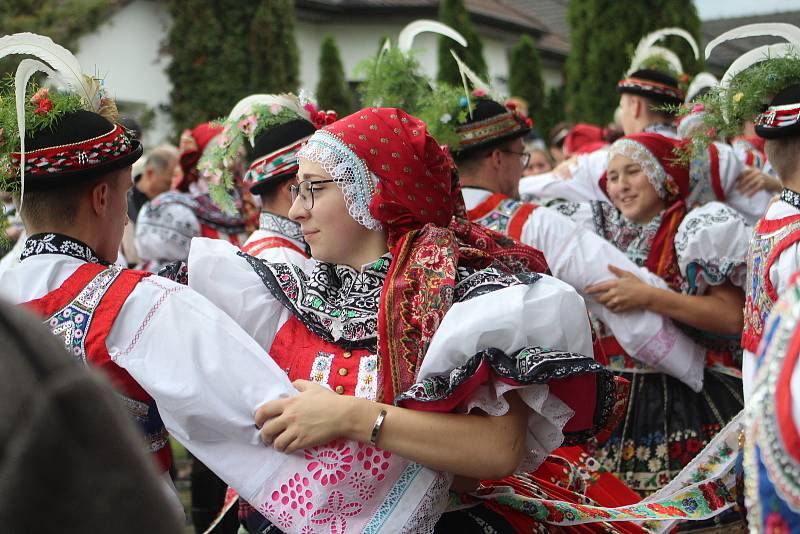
left=780, top=188, right=800, bottom=211
left=238, top=252, right=391, bottom=349
left=260, top=212, right=306, bottom=247
left=21, top=233, right=108, bottom=265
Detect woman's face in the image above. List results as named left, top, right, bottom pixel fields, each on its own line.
left=290, top=158, right=384, bottom=266
left=525, top=150, right=553, bottom=175
left=606, top=154, right=665, bottom=223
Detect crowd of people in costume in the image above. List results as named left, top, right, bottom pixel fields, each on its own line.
left=0, top=19, right=799, bottom=534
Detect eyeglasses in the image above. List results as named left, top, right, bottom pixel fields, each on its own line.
left=289, top=179, right=336, bottom=210
left=500, top=149, right=531, bottom=168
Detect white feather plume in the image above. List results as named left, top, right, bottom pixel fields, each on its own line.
left=628, top=45, right=683, bottom=76
left=685, top=71, right=719, bottom=102
left=449, top=50, right=492, bottom=117
left=628, top=27, right=699, bottom=75
left=705, top=23, right=800, bottom=60
left=397, top=20, right=467, bottom=53
left=720, top=43, right=800, bottom=85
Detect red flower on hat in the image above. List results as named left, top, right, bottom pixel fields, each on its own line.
left=29, top=87, right=49, bottom=104
left=505, top=100, right=517, bottom=111
left=472, top=88, right=487, bottom=98
left=678, top=73, right=689, bottom=84
left=34, top=96, right=53, bottom=115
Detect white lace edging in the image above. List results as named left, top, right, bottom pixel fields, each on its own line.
left=298, top=131, right=383, bottom=231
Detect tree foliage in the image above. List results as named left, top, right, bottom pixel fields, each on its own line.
left=167, top=0, right=299, bottom=131
left=539, top=87, right=567, bottom=144
left=508, top=34, right=544, bottom=124
left=0, top=0, right=124, bottom=78
left=565, top=0, right=703, bottom=125
left=437, top=0, right=488, bottom=86
left=316, top=36, right=354, bottom=115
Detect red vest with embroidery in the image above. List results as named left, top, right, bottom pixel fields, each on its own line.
left=22, top=263, right=172, bottom=472
left=269, top=316, right=378, bottom=399
left=743, top=214, right=800, bottom=353
left=466, top=193, right=538, bottom=241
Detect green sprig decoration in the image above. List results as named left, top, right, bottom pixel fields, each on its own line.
left=202, top=103, right=303, bottom=214
left=416, top=83, right=471, bottom=149
left=0, top=78, right=84, bottom=192
left=677, top=54, right=800, bottom=162
left=356, top=47, right=429, bottom=111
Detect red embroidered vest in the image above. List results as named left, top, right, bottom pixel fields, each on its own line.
left=22, top=263, right=172, bottom=472
left=742, top=214, right=800, bottom=353
left=466, top=193, right=538, bottom=241
left=269, top=316, right=377, bottom=399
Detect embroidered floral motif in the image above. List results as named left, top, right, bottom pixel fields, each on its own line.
left=270, top=473, right=314, bottom=518
left=356, top=445, right=392, bottom=482
left=591, top=201, right=663, bottom=268
left=355, top=354, right=378, bottom=400
left=21, top=233, right=104, bottom=264
left=309, top=490, right=363, bottom=533
left=309, top=352, right=334, bottom=386
left=305, top=440, right=354, bottom=486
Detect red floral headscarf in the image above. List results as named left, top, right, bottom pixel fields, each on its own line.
left=300, top=108, right=549, bottom=402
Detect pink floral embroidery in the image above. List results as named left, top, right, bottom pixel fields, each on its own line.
left=301, top=526, right=316, bottom=534
left=357, top=445, right=392, bottom=482
left=258, top=501, right=276, bottom=518
left=305, top=440, right=354, bottom=486
left=271, top=473, right=314, bottom=517
left=277, top=510, right=294, bottom=529
left=310, top=491, right=363, bottom=533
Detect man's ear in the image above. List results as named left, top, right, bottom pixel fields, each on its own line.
left=90, top=179, right=110, bottom=217
left=633, top=97, right=644, bottom=119
left=489, top=148, right=504, bottom=170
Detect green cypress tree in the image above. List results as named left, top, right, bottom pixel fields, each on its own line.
left=565, top=0, right=702, bottom=125
left=167, top=0, right=252, bottom=130
left=539, top=87, right=566, bottom=143
left=249, top=0, right=299, bottom=93
left=437, top=0, right=488, bottom=86
left=316, top=36, right=353, bottom=115
left=508, top=35, right=544, bottom=124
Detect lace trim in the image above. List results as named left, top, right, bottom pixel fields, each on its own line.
left=21, top=233, right=106, bottom=265
left=608, top=138, right=678, bottom=200
left=297, top=131, right=382, bottom=231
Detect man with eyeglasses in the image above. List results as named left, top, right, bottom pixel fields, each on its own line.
left=455, top=98, right=705, bottom=383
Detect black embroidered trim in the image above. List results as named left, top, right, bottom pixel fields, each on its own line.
left=780, top=188, right=800, bottom=211
left=158, top=260, right=189, bottom=286
left=150, top=191, right=246, bottom=232
left=237, top=252, right=377, bottom=350
left=394, top=346, right=617, bottom=444
left=20, top=233, right=108, bottom=265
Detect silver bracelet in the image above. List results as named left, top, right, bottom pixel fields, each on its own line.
left=370, top=409, right=387, bottom=447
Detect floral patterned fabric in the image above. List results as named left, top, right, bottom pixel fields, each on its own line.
left=745, top=276, right=800, bottom=534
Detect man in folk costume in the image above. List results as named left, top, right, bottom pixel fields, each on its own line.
left=134, top=122, right=250, bottom=273
left=702, top=24, right=800, bottom=400
left=202, top=94, right=336, bottom=265
left=743, top=272, right=800, bottom=532
left=520, top=29, right=774, bottom=225
left=0, top=34, right=307, bottom=525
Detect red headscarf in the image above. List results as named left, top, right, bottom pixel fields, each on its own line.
left=319, top=108, right=549, bottom=402
left=563, top=123, right=608, bottom=156
left=175, top=122, right=224, bottom=192
left=600, top=133, right=690, bottom=290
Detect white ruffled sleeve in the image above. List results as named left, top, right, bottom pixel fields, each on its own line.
left=715, top=142, right=773, bottom=225
left=675, top=201, right=751, bottom=295
left=188, top=237, right=290, bottom=350
left=398, top=275, right=607, bottom=470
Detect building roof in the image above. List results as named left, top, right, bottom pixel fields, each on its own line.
left=702, top=11, right=800, bottom=74
left=296, top=0, right=570, bottom=56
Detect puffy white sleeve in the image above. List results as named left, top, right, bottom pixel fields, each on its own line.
left=135, top=200, right=200, bottom=263
left=109, top=277, right=443, bottom=533
left=675, top=202, right=751, bottom=294
left=188, top=237, right=290, bottom=350
left=518, top=150, right=608, bottom=202
left=716, top=143, right=773, bottom=225
left=522, top=206, right=706, bottom=391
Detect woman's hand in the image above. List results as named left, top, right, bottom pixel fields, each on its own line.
left=585, top=265, right=653, bottom=313
left=255, top=379, right=355, bottom=454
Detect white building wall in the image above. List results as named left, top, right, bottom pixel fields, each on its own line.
left=74, top=0, right=173, bottom=145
